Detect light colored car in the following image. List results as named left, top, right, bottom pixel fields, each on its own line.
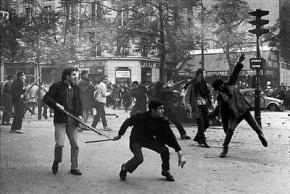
left=240, top=88, right=284, bottom=111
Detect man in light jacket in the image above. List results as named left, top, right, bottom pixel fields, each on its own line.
left=91, top=76, right=112, bottom=131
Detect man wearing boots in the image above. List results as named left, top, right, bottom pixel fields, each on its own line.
left=113, top=100, right=186, bottom=181
left=210, top=53, right=268, bottom=158
left=43, top=68, right=83, bottom=175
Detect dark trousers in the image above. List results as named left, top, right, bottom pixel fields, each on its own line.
left=164, top=106, right=186, bottom=136
left=125, top=139, right=170, bottom=173
left=11, top=102, right=25, bottom=131
left=40, top=100, right=48, bottom=119
left=92, top=102, right=107, bottom=128
left=195, top=105, right=209, bottom=143
left=223, top=111, right=264, bottom=147
left=2, top=100, right=12, bottom=124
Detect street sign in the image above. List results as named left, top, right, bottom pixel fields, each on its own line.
left=0, top=10, right=9, bottom=20
left=250, top=58, right=265, bottom=69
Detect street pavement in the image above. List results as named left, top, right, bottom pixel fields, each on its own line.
left=1, top=108, right=290, bottom=194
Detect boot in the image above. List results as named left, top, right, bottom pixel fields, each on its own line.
left=258, top=133, right=268, bottom=147
left=119, top=164, right=127, bottom=181
left=52, top=161, right=59, bottom=175
left=219, top=147, right=228, bottom=158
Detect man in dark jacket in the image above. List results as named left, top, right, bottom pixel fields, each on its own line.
left=78, top=70, right=94, bottom=130
left=130, top=81, right=148, bottom=116
left=10, top=72, right=26, bottom=134
left=43, top=68, right=83, bottom=175
left=185, top=68, right=212, bottom=147
left=210, top=54, right=268, bottom=158
left=113, top=100, right=186, bottom=181
left=151, top=81, right=191, bottom=140
left=1, top=75, right=13, bottom=125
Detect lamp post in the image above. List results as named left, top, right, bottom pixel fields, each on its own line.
left=248, top=9, right=270, bottom=127
left=200, top=0, right=205, bottom=71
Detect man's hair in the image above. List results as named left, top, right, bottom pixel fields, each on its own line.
left=100, top=75, right=108, bottom=82
left=195, top=68, right=203, bottom=78
left=212, top=78, right=224, bottom=90
left=148, top=100, right=163, bottom=110
left=16, top=72, right=24, bottom=79
left=155, top=81, right=164, bottom=89
left=132, top=81, right=138, bottom=85
left=81, top=70, right=88, bottom=76
left=7, top=75, right=13, bottom=80
left=61, top=67, right=78, bottom=81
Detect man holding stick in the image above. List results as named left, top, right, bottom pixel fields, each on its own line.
left=113, top=100, right=186, bottom=182
left=43, top=68, right=83, bottom=175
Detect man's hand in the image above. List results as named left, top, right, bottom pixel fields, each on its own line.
left=78, top=116, right=83, bottom=121
left=113, top=135, right=121, bottom=141
left=56, top=103, right=64, bottom=111
left=239, top=53, right=245, bottom=62
left=177, top=151, right=186, bottom=168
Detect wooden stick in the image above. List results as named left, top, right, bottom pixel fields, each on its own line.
left=85, top=139, right=113, bottom=143
left=61, top=108, right=112, bottom=139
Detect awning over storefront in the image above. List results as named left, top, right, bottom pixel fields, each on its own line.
left=178, top=50, right=277, bottom=74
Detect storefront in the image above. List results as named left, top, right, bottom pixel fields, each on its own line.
left=115, top=67, right=131, bottom=83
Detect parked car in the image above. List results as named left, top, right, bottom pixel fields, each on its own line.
left=240, top=88, right=284, bottom=111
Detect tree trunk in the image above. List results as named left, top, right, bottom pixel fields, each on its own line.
left=159, top=3, right=165, bottom=82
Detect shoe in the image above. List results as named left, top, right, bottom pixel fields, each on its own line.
left=258, top=134, right=268, bottom=147
left=10, top=130, right=23, bottom=134
left=119, top=164, right=127, bottom=181
left=70, top=169, right=82, bottom=175
left=193, top=137, right=203, bottom=146
left=180, top=134, right=191, bottom=140
left=52, top=162, right=59, bottom=175
left=103, top=126, right=112, bottom=131
left=219, top=147, right=228, bottom=158
left=161, top=170, right=175, bottom=181
left=202, top=142, right=210, bottom=148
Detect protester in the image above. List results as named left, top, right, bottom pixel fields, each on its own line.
left=10, top=72, right=26, bottom=134
left=35, top=82, right=48, bottom=119
left=43, top=67, right=83, bottom=175
left=91, top=75, right=112, bottom=131
left=78, top=70, right=94, bottom=131
left=113, top=100, right=186, bottom=181
left=130, top=81, right=148, bottom=116
left=151, top=81, right=191, bottom=140
left=210, top=54, right=268, bottom=158
left=1, top=75, right=13, bottom=125
left=185, top=68, right=213, bottom=147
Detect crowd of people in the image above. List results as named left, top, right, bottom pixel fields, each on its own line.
left=0, top=54, right=282, bottom=181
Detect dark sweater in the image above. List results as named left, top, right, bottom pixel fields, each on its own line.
left=118, top=111, right=181, bottom=152
left=43, top=81, right=82, bottom=124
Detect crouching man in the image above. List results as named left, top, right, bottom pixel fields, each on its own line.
left=113, top=100, right=186, bottom=181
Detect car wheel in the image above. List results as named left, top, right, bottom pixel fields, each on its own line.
left=268, top=104, right=278, bottom=111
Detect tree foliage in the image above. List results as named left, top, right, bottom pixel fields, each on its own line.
left=206, top=0, right=251, bottom=71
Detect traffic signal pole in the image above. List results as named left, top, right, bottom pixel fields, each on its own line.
left=248, top=9, right=270, bottom=127
left=255, top=34, right=262, bottom=126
